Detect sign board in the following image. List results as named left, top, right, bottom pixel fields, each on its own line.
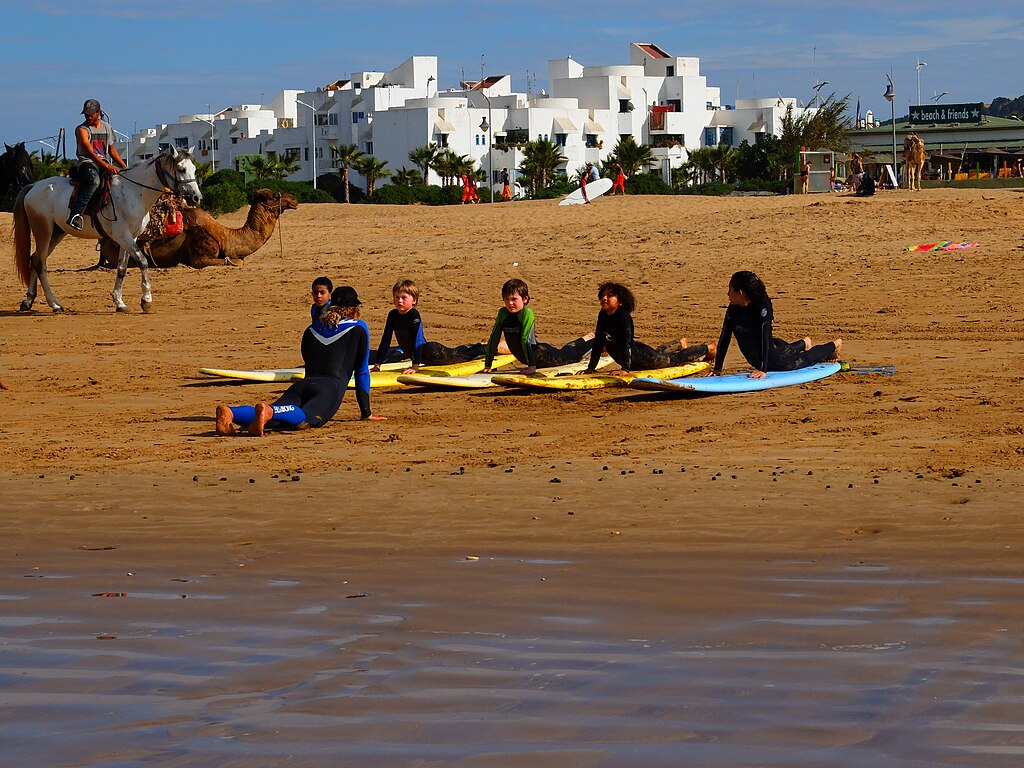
left=908, top=103, right=983, bottom=125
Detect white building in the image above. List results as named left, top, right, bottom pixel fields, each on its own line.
left=123, top=43, right=813, bottom=192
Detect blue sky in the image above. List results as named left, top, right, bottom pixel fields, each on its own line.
left=3, top=1, right=1022, bottom=150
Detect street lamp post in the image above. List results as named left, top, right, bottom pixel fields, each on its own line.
left=194, top=117, right=216, bottom=172
left=915, top=61, right=927, bottom=106
left=296, top=98, right=317, bottom=189
left=884, top=74, right=897, bottom=188
left=479, top=89, right=494, bottom=202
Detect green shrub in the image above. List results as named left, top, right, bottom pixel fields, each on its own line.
left=200, top=182, right=248, bottom=215
left=316, top=174, right=364, bottom=203
left=366, top=184, right=417, bottom=205
left=626, top=173, right=675, bottom=195
left=733, top=178, right=788, bottom=194
left=244, top=179, right=334, bottom=204
left=204, top=168, right=245, bottom=191
left=677, top=181, right=734, bottom=196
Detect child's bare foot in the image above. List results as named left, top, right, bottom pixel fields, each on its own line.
left=215, top=405, right=236, bottom=436
left=679, top=337, right=688, bottom=349
left=582, top=332, right=595, bottom=342
left=248, top=402, right=273, bottom=437
left=703, top=341, right=717, bottom=362
left=828, top=338, right=843, bottom=360
left=802, top=336, right=813, bottom=351
left=497, top=340, right=511, bottom=355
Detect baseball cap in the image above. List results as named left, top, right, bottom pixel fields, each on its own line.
left=82, top=99, right=102, bottom=116
left=331, top=286, right=361, bottom=307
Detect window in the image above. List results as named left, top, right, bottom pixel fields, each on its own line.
left=315, top=114, right=328, bottom=126
left=212, top=139, right=219, bottom=151
left=285, top=147, right=301, bottom=160
left=174, top=137, right=189, bottom=149
left=554, top=134, right=567, bottom=147
left=703, top=127, right=717, bottom=146
left=158, top=142, right=170, bottom=151
left=439, top=135, right=449, bottom=148
left=666, top=66, right=674, bottom=77
left=351, top=111, right=365, bottom=124
left=618, top=99, right=633, bottom=114
left=720, top=127, right=734, bottom=146
left=315, top=146, right=324, bottom=159
left=364, top=141, right=373, bottom=154
left=585, top=134, right=598, bottom=148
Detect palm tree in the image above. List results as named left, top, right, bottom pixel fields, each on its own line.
left=353, top=155, right=390, bottom=195
left=685, top=147, right=717, bottom=184
left=246, top=155, right=284, bottom=181
left=777, top=93, right=852, bottom=179
left=408, top=143, right=439, bottom=185
left=432, top=149, right=470, bottom=186
left=606, top=136, right=655, bottom=177
left=194, top=161, right=215, bottom=186
left=277, top=154, right=302, bottom=178
left=710, top=143, right=739, bottom=183
left=518, top=138, right=565, bottom=194
left=331, top=144, right=364, bottom=203
left=392, top=166, right=422, bottom=186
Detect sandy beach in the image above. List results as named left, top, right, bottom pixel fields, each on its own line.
left=1, top=188, right=1023, bottom=766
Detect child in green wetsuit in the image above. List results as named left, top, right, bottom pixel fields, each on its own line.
left=483, top=279, right=593, bottom=375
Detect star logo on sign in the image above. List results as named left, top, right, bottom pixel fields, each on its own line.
left=910, top=110, right=922, bottom=122
left=971, top=108, right=980, bottom=118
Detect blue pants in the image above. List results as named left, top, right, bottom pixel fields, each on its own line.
left=70, top=162, right=102, bottom=216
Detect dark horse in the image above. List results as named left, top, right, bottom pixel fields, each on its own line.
left=0, top=142, right=35, bottom=211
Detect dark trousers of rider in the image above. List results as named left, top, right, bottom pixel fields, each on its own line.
left=69, top=161, right=102, bottom=217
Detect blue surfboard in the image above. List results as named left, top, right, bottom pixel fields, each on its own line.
left=630, top=363, right=842, bottom=394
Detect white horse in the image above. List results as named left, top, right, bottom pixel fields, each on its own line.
left=13, top=146, right=202, bottom=313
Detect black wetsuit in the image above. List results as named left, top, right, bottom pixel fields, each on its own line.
left=586, top=309, right=708, bottom=372
left=713, top=293, right=835, bottom=373
left=373, top=308, right=484, bottom=366
left=271, top=312, right=371, bottom=427
left=485, top=307, right=591, bottom=368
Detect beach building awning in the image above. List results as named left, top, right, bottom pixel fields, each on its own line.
left=434, top=118, right=456, bottom=134
left=584, top=118, right=605, bottom=133
left=617, top=86, right=632, bottom=99
left=553, top=117, right=577, bottom=133
left=747, top=121, right=767, bottom=132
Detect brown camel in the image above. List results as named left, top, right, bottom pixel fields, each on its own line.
left=99, top=188, right=298, bottom=269
left=903, top=133, right=926, bottom=191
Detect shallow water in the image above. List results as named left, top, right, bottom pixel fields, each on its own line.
left=2, top=554, right=1022, bottom=767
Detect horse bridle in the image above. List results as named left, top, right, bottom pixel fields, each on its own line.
left=119, top=156, right=197, bottom=196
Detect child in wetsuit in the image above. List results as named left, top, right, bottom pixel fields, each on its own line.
left=215, top=286, right=386, bottom=436
left=584, top=282, right=714, bottom=376
left=310, top=276, right=333, bottom=321
left=712, top=270, right=842, bottom=379
left=483, top=278, right=594, bottom=375
left=371, top=278, right=486, bottom=374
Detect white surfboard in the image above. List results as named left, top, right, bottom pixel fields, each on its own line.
left=559, top=177, right=614, bottom=206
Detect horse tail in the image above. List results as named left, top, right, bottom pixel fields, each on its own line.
left=13, top=183, right=33, bottom=286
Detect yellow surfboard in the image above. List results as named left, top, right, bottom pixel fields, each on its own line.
left=492, top=361, right=709, bottom=391
left=396, top=358, right=593, bottom=389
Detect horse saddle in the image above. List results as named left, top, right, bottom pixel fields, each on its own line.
left=68, top=167, right=113, bottom=220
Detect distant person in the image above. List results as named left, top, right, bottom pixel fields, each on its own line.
left=855, top=172, right=875, bottom=197
left=580, top=164, right=592, bottom=203
left=847, top=152, right=864, bottom=191
left=611, top=163, right=626, bottom=195
left=371, top=278, right=486, bottom=373
left=500, top=168, right=513, bottom=200
left=711, top=270, right=841, bottom=379
left=67, top=99, right=128, bottom=231
left=582, top=282, right=715, bottom=376
left=215, top=286, right=385, bottom=436
left=800, top=157, right=811, bottom=194
left=589, top=163, right=600, bottom=183
left=483, top=278, right=594, bottom=375
left=310, top=275, right=333, bottom=321
left=461, top=172, right=479, bottom=204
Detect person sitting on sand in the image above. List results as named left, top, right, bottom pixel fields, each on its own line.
left=215, top=286, right=385, bottom=436
left=371, top=278, right=486, bottom=374
left=310, top=275, right=333, bottom=321
left=711, top=270, right=841, bottom=380
left=582, top=282, right=715, bottom=376
left=483, top=278, right=594, bottom=375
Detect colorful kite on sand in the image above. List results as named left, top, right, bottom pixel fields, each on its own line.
left=906, top=241, right=981, bottom=252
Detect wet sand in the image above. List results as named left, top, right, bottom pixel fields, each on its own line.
left=1, top=187, right=1023, bottom=765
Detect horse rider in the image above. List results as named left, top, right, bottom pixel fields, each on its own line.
left=67, top=98, right=128, bottom=231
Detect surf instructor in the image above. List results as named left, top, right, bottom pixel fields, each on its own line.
left=67, top=98, right=127, bottom=231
